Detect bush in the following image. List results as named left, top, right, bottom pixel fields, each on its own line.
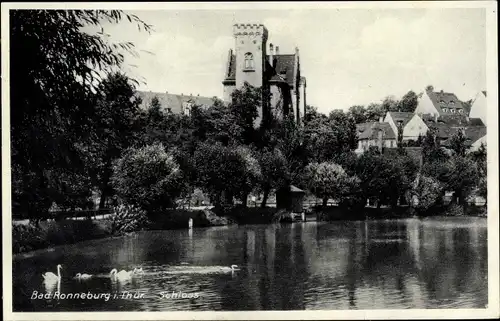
left=444, top=203, right=465, bottom=217
left=110, top=204, right=150, bottom=235
left=410, top=175, right=443, bottom=211
left=12, top=220, right=113, bottom=254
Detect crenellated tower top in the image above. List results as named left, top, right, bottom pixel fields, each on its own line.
left=233, top=23, right=268, bottom=41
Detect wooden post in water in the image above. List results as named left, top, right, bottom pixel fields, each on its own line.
left=188, top=218, right=193, bottom=229
left=301, top=212, right=305, bottom=222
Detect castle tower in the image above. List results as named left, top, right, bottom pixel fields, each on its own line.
left=233, top=23, right=268, bottom=89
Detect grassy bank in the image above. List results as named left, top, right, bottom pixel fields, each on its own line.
left=12, top=219, right=114, bottom=254
left=12, top=207, right=235, bottom=254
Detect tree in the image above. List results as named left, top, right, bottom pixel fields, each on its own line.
left=192, top=98, right=243, bottom=146
left=445, top=156, right=479, bottom=208
left=471, top=143, right=487, bottom=202
left=302, top=109, right=357, bottom=164
left=380, top=96, right=399, bottom=114
left=398, top=91, right=419, bottom=112
left=193, top=142, right=252, bottom=210
left=449, top=129, right=467, bottom=157
left=410, top=175, right=444, bottom=212
left=10, top=10, right=151, bottom=219
left=111, top=143, right=186, bottom=216
left=347, top=105, right=368, bottom=124
left=304, top=162, right=356, bottom=207
left=257, top=148, right=289, bottom=207
left=422, top=129, right=448, bottom=163
left=365, top=103, right=385, bottom=122
left=229, top=82, right=262, bottom=145
left=355, top=150, right=416, bottom=208
left=85, top=72, right=143, bottom=209
left=234, top=146, right=262, bottom=206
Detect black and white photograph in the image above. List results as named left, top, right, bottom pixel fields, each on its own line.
left=2, top=1, right=499, bottom=320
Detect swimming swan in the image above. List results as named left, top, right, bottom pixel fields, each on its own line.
left=133, top=267, right=144, bottom=275
left=220, top=265, right=240, bottom=272
left=109, top=268, right=134, bottom=281
left=75, top=273, right=93, bottom=280
left=42, top=264, right=62, bottom=283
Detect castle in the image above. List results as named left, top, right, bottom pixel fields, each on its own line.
left=222, top=23, right=307, bottom=125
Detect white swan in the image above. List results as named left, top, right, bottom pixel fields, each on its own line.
left=220, top=265, right=240, bottom=273
left=74, top=273, right=93, bottom=280
left=133, top=267, right=144, bottom=275
left=109, top=268, right=134, bottom=281
left=42, top=264, right=62, bottom=283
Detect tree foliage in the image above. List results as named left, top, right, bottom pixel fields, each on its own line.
left=111, top=144, right=186, bottom=215
left=10, top=10, right=151, bottom=218
left=304, top=162, right=358, bottom=207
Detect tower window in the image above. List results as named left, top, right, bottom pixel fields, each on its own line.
left=244, top=52, right=254, bottom=70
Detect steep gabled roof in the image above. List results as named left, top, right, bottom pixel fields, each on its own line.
left=440, top=126, right=487, bottom=147
left=137, top=91, right=216, bottom=113
left=387, top=112, right=414, bottom=127
left=421, top=114, right=484, bottom=127
left=356, top=122, right=396, bottom=140
left=268, top=54, right=296, bottom=86
left=425, top=90, right=465, bottom=115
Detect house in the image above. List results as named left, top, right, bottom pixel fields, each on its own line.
left=355, top=118, right=397, bottom=154
left=402, top=112, right=486, bottom=144
left=470, top=134, right=487, bottom=152
left=222, top=23, right=306, bottom=125
left=384, top=111, right=414, bottom=139
left=469, top=91, right=487, bottom=126
left=136, top=91, right=215, bottom=115
left=414, top=86, right=467, bottom=117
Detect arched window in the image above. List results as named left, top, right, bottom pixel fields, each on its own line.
left=244, top=52, right=254, bottom=70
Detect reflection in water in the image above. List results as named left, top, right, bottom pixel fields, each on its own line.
left=13, top=217, right=487, bottom=311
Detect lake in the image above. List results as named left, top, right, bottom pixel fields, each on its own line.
left=12, top=217, right=488, bottom=311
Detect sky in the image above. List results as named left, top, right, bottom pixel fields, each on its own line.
left=97, top=7, right=486, bottom=114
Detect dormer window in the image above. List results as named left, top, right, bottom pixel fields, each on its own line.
left=244, top=53, right=254, bottom=70
left=442, top=108, right=448, bottom=113
left=450, top=101, right=455, bottom=105
left=440, top=100, right=446, bottom=104
left=458, top=109, right=463, bottom=114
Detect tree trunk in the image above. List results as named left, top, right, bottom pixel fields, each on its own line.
left=322, top=197, right=328, bottom=208
left=99, top=186, right=108, bottom=210
left=260, top=187, right=270, bottom=208
left=241, top=193, right=249, bottom=208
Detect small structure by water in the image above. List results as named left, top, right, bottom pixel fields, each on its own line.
left=290, top=185, right=305, bottom=214
left=274, top=185, right=306, bottom=222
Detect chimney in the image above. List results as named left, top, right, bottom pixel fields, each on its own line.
left=275, top=46, right=280, bottom=56
left=269, top=43, right=274, bottom=67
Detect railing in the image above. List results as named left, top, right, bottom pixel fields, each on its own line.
left=49, top=208, right=114, bottom=221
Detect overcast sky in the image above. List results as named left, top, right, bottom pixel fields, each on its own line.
left=99, top=7, right=486, bottom=114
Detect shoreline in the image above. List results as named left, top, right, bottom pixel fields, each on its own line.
left=12, top=213, right=487, bottom=257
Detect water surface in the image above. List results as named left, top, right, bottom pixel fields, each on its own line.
left=13, top=217, right=488, bottom=311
